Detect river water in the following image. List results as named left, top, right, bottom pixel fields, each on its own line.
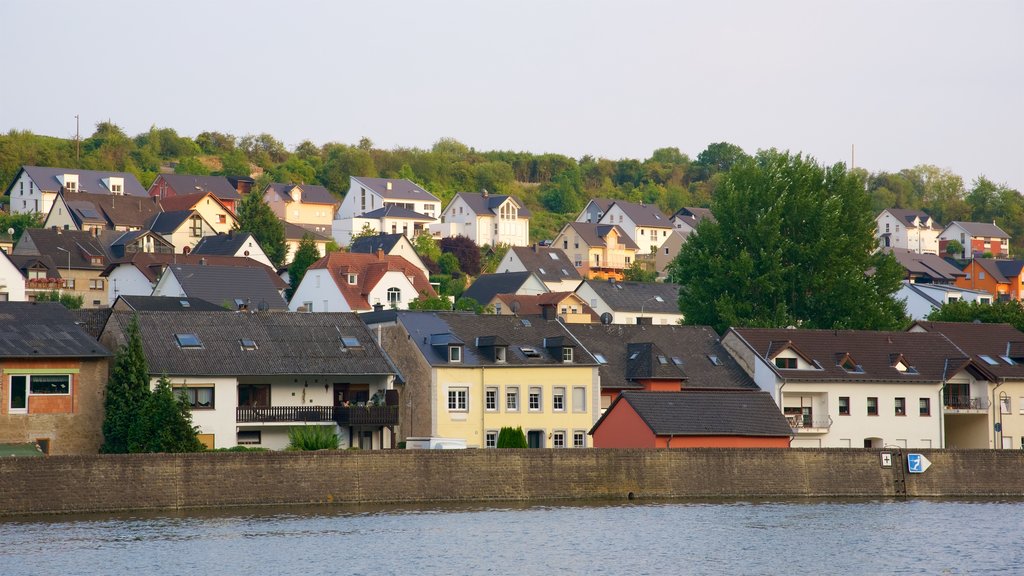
left=0, top=498, right=1019, bottom=575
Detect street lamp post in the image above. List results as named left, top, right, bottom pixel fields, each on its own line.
left=639, top=295, right=665, bottom=324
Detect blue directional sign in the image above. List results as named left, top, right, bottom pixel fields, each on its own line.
left=907, top=453, right=932, bottom=474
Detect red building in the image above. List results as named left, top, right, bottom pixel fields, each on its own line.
left=590, top=389, right=792, bottom=448
left=148, top=174, right=241, bottom=213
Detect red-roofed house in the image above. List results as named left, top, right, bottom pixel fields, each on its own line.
left=288, top=251, right=436, bottom=312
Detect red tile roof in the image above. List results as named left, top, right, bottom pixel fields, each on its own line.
left=310, top=251, right=436, bottom=310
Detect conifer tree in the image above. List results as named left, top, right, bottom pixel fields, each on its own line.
left=287, top=234, right=322, bottom=299
left=236, top=190, right=287, bottom=267
left=101, top=316, right=150, bottom=453
left=128, top=376, right=204, bottom=453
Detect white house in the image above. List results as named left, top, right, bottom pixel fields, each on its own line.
left=875, top=208, right=942, bottom=255
left=721, top=327, right=987, bottom=448
left=0, top=251, right=27, bottom=301
left=574, top=279, right=681, bottom=326
left=5, top=166, right=147, bottom=215
left=578, top=199, right=673, bottom=256
left=496, top=245, right=582, bottom=293
left=334, top=177, right=441, bottom=246
left=897, top=281, right=992, bottom=320
left=101, top=311, right=400, bottom=450
left=191, top=231, right=274, bottom=269
left=430, top=191, right=530, bottom=247
left=348, top=233, right=429, bottom=278
left=289, top=251, right=436, bottom=312
left=939, top=221, right=1011, bottom=259
left=101, top=253, right=277, bottom=303
left=671, top=207, right=715, bottom=235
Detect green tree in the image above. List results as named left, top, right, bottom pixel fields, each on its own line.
left=944, top=239, right=964, bottom=257
left=693, top=142, right=749, bottom=181
left=623, top=261, right=657, bottom=283
left=408, top=293, right=453, bottom=310
left=174, top=156, right=210, bottom=176
left=927, top=300, right=1024, bottom=330
left=352, top=223, right=379, bottom=241
left=454, top=296, right=484, bottom=312
left=437, top=252, right=461, bottom=275
left=34, top=290, right=83, bottom=309
left=496, top=426, right=528, bottom=448
left=668, top=149, right=907, bottom=333
left=127, top=376, right=204, bottom=453
left=218, top=149, right=252, bottom=177
left=440, top=236, right=481, bottom=276
left=287, top=234, right=321, bottom=299
left=101, top=316, right=152, bottom=454
left=414, top=233, right=442, bottom=263
left=235, top=190, right=287, bottom=267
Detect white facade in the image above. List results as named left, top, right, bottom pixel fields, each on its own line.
left=574, top=282, right=683, bottom=325
left=151, top=270, right=186, bottom=298
left=8, top=171, right=46, bottom=214
left=496, top=249, right=581, bottom=293
left=105, top=264, right=158, bottom=302
left=288, top=269, right=424, bottom=312
left=897, top=282, right=993, bottom=320
left=0, top=252, right=26, bottom=301
left=876, top=210, right=940, bottom=255
left=598, top=203, right=672, bottom=256
left=430, top=194, right=530, bottom=247
left=334, top=177, right=440, bottom=246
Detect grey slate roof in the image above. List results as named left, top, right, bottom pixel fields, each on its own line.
left=69, top=308, right=114, bottom=339
left=506, top=246, right=581, bottom=283
left=973, top=259, right=1024, bottom=284
left=596, top=390, right=793, bottom=437
left=264, top=183, right=338, bottom=205
left=672, top=207, right=715, bottom=228
left=114, top=295, right=226, bottom=312
left=609, top=200, right=671, bottom=228
left=349, top=233, right=406, bottom=255
left=156, top=174, right=240, bottom=200
left=883, top=208, right=941, bottom=229
left=947, top=221, right=1010, bottom=239
left=352, top=177, right=440, bottom=202
left=146, top=210, right=195, bottom=234
left=563, top=222, right=640, bottom=251
left=14, top=166, right=147, bottom=196
left=454, top=192, right=531, bottom=217
left=0, top=302, right=110, bottom=358
left=360, top=206, right=435, bottom=220
left=163, top=264, right=288, bottom=310
left=565, top=323, right=755, bottom=390
left=282, top=221, right=332, bottom=242
left=192, top=232, right=259, bottom=257
left=7, top=254, right=60, bottom=278
left=462, top=272, right=535, bottom=305
left=391, top=311, right=597, bottom=367
left=61, top=192, right=161, bottom=230
left=909, top=321, right=1024, bottom=382
left=581, top=279, right=680, bottom=314
left=885, top=248, right=964, bottom=282
left=104, top=311, right=395, bottom=377
left=14, top=229, right=118, bottom=270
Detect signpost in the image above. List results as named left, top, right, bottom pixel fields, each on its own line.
left=907, top=453, right=931, bottom=474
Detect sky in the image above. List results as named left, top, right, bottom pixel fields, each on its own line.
left=1, top=0, right=1021, bottom=190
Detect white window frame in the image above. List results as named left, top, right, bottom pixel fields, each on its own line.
left=562, top=347, right=573, bottom=363
left=387, top=287, right=401, bottom=305
left=8, top=374, right=72, bottom=414
left=485, top=387, right=498, bottom=411
left=447, top=387, right=468, bottom=412
left=485, top=430, right=497, bottom=448
left=552, top=431, right=566, bottom=448
left=553, top=387, right=565, bottom=412
left=573, top=430, right=586, bottom=448
left=506, top=387, right=519, bottom=411
left=449, top=345, right=462, bottom=363
left=529, top=387, right=541, bottom=411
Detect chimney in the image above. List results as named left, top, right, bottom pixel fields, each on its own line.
left=199, top=257, right=206, bottom=266
left=482, top=189, right=489, bottom=197
left=533, top=243, right=539, bottom=253
left=373, top=302, right=384, bottom=312
left=386, top=181, right=392, bottom=191
left=376, top=248, right=384, bottom=260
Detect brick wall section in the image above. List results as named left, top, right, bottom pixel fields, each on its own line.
left=380, top=323, right=434, bottom=439
left=1, top=449, right=1022, bottom=516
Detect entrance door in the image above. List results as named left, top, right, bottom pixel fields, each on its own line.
left=527, top=430, right=544, bottom=449
left=9, top=375, right=27, bottom=413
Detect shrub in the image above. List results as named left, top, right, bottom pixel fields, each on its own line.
left=287, top=425, right=340, bottom=450
left=496, top=426, right=528, bottom=448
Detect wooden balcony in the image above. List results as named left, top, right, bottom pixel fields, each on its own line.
left=236, top=405, right=399, bottom=427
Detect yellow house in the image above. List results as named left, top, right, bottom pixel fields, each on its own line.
left=368, top=311, right=601, bottom=448
left=148, top=210, right=219, bottom=254
left=553, top=222, right=639, bottom=281
left=159, top=192, right=238, bottom=235
left=490, top=292, right=597, bottom=323
left=262, top=183, right=338, bottom=228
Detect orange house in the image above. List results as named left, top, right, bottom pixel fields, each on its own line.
left=590, top=389, right=793, bottom=448
left=0, top=302, right=111, bottom=454
left=954, top=259, right=1024, bottom=301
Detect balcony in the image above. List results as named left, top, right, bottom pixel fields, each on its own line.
left=236, top=405, right=399, bottom=427
left=943, top=396, right=990, bottom=414
left=787, top=415, right=833, bottom=433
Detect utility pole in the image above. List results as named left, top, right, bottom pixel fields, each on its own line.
left=75, top=115, right=80, bottom=166
left=850, top=144, right=855, bottom=169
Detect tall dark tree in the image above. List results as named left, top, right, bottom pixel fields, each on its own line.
left=101, top=316, right=151, bottom=454
left=235, top=190, right=287, bottom=267
left=692, top=142, right=749, bottom=181
left=127, top=376, right=203, bottom=453
left=669, top=149, right=907, bottom=333
left=440, top=235, right=481, bottom=276
left=287, top=234, right=321, bottom=299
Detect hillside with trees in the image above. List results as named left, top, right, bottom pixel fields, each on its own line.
left=1, top=124, right=1020, bottom=249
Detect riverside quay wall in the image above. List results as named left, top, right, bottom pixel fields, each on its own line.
left=1, top=448, right=1022, bottom=516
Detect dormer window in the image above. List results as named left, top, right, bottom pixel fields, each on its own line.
left=347, top=273, right=357, bottom=285
left=837, top=354, right=864, bottom=373
left=775, top=357, right=796, bottom=369
left=562, top=347, right=574, bottom=363
left=495, top=346, right=507, bottom=363
left=449, top=345, right=462, bottom=363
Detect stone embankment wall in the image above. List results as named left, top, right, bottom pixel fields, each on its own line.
left=1, top=449, right=1021, bottom=516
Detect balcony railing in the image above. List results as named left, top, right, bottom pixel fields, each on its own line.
left=787, top=415, right=833, bottom=432
left=236, top=405, right=399, bottom=427
left=943, top=397, right=990, bottom=412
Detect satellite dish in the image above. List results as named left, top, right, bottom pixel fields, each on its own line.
left=509, top=301, right=521, bottom=314
left=600, top=312, right=613, bottom=325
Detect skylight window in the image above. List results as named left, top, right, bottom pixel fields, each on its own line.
left=538, top=267, right=546, bottom=275
left=548, top=252, right=559, bottom=260
left=658, top=355, right=668, bottom=365
left=239, top=338, right=258, bottom=351
left=594, top=353, right=608, bottom=364
left=179, top=300, right=190, bottom=308
left=175, top=333, right=202, bottom=348
left=671, top=357, right=684, bottom=366
left=1001, top=355, right=1016, bottom=365
left=521, top=319, right=531, bottom=327
left=341, top=336, right=361, bottom=348
left=629, top=352, right=640, bottom=360
left=708, top=354, right=723, bottom=366
left=979, top=354, right=999, bottom=365
left=520, top=347, right=540, bottom=358
left=561, top=268, right=569, bottom=276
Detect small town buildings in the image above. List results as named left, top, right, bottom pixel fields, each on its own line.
left=262, top=183, right=338, bottom=229
left=876, top=209, right=942, bottom=255
left=334, top=177, right=441, bottom=246
left=886, top=248, right=965, bottom=284
left=575, top=279, right=682, bottom=325
left=897, top=281, right=992, bottom=320
left=954, top=259, right=1024, bottom=301
left=909, top=321, right=1024, bottom=449
left=553, top=222, right=638, bottom=280
left=100, top=311, right=399, bottom=450
left=5, top=166, right=147, bottom=215
left=431, top=191, right=530, bottom=246
left=363, top=311, right=601, bottom=448
left=159, top=192, right=238, bottom=235
left=565, top=323, right=754, bottom=410
left=589, top=200, right=674, bottom=256
left=148, top=174, right=241, bottom=212
left=0, top=302, right=111, bottom=454
left=152, top=263, right=288, bottom=310
left=13, top=228, right=118, bottom=308
left=101, top=252, right=278, bottom=302
left=349, top=233, right=429, bottom=277
left=282, top=221, right=331, bottom=264
left=496, top=245, right=582, bottom=293
left=145, top=210, right=219, bottom=254
left=111, top=294, right=225, bottom=312
left=0, top=251, right=27, bottom=301
left=651, top=230, right=687, bottom=278
left=939, top=221, right=1011, bottom=259
left=7, top=254, right=61, bottom=302
left=671, top=207, right=715, bottom=235
left=288, top=251, right=435, bottom=312
left=192, top=231, right=274, bottom=268
left=43, top=191, right=160, bottom=233
left=590, top=390, right=792, bottom=448
left=722, top=327, right=977, bottom=448
left=462, top=272, right=548, bottom=307
left=490, top=292, right=596, bottom=323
